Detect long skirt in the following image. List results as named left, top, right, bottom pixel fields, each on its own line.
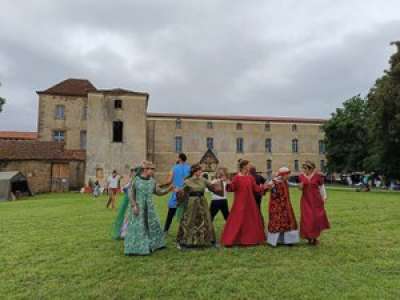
left=177, top=196, right=216, bottom=247
left=111, top=193, right=129, bottom=240
left=300, top=195, right=330, bottom=239
left=124, top=200, right=166, bottom=255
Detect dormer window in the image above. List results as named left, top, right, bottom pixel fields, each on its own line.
left=114, top=99, right=122, bottom=109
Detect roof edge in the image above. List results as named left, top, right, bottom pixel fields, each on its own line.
left=146, top=112, right=327, bottom=124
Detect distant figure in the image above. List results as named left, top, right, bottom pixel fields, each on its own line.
left=93, top=180, right=101, bottom=197
left=106, top=170, right=121, bottom=210
left=346, top=175, right=352, bottom=186
left=298, top=161, right=330, bottom=246
left=164, top=153, right=191, bottom=233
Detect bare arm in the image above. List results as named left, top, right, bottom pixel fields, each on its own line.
left=206, top=179, right=224, bottom=197
left=226, top=176, right=237, bottom=192
left=154, top=182, right=173, bottom=196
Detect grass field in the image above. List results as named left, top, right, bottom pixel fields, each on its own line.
left=0, top=189, right=399, bottom=299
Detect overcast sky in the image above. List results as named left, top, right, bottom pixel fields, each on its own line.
left=0, top=0, right=399, bottom=131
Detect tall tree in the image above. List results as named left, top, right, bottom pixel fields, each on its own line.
left=366, top=42, right=400, bottom=179
left=323, top=95, right=369, bottom=173
left=0, top=82, right=5, bottom=112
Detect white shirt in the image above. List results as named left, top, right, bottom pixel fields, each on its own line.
left=211, top=180, right=227, bottom=200
left=107, top=175, right=120, bottom=189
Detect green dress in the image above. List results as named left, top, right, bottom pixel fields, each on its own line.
left=124, top=176, right=169, bottom=255
left=177, top=177, right=222, bottom=248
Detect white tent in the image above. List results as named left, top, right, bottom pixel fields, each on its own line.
left=0, top=171, right=31, bottom=201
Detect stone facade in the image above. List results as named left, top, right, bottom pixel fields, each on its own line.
left=147, top=115, right=326, bottom=180
left=33, top=78, right=326, bottom=186
left=0, top=160, right=52, bottom=194
left=37, top=94, right=88, bottom=150
left=0, top=140, right=86, bottom=193
left=85, top=91, right=148, bottom=184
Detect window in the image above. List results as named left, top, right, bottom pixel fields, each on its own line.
left=265, top=138, right=272, bottom=153
left=96, top=168, right=104, bottom=179
left=236, top=123, right=243, bottom=130
left=292, top=124, right=297, bottom=132
left=176, top=118, right=182, bottom=129
left=319, top=140, right=326, bottom=154
left=114, top=99, right=122, bottom=109
left=207, top=121, right=213, bottom=129
left=294, top=160, right=299, bottom=172
left=207, top=137, right=214, bottom=150
left=265, top=122, right=271, bottom=132
left=320, top=160, right=326, bottom=172
left=81, top=104, right=88, bottom=120
left=175, top=136, right=183, bottom=153
left=112, top=121, right=123, bottom=143
left=236, top=138, right=244, bottom=153
left=266, top=159, right=273, bottom=179
left=53, top=130, right=65, bottom=142
left=80, top=130, right=87, bottom=149
left=292, top=139, right=299, bottom=153
left=55, top=105, right=65, bottom=120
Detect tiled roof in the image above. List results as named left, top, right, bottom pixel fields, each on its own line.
left=0, top=131, right=38, bottom=140
left=147, top=113, right=326, bottom=124
left=36, top=78, right=96, bottom=97
left=0, top=140, right=86, bottom=161
left=94, top=88, right=149, bottom=97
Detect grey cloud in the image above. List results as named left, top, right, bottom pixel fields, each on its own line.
left=1, top=1, right=400, bottom=130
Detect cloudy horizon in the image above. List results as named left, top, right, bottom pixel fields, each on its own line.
left=0, top=0, right=399, bottom=131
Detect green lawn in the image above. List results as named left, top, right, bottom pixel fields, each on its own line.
left=0, top=189, right=399, bottom=299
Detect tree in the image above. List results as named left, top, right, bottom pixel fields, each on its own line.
left=323, top=95, right=369, bottom=173
left=0, top=82, right=5, bottom=112
left=365, top=42, right=400, bottom=180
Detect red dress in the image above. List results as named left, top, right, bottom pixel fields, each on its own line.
left=221, top=174, right=265, bottom=246
left=299, top=172, right=330, bottom=239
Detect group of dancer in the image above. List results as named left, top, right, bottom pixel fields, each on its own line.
left=112, top=153, right=330, bottom=256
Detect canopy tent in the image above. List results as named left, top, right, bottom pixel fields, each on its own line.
left=0, top=171, right=31, bottom=201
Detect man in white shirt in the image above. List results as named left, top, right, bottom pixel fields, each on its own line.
left=209, top=168, right=230, bottom=222
left=106, top=170, right=121, bottom=210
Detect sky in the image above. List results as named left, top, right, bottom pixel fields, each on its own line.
left=0, top=0, right=399, bottom=131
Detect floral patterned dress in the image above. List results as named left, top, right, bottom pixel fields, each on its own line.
left=124, top=176, right=170, bottom=255
left=267, top=177, right=299, bottom=246
left=176, top=177, right=222, bottom=248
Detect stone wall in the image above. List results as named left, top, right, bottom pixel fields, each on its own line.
left=147, top=117, right=326, bottom=180
left=37, top=94, right=87, bottom=150
left=0, top=160, right=86, bottom=194
left=0, top=160, right=51, bottom=193
left=85, top=92, right=148, bottom=185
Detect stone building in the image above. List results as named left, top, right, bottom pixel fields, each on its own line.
left=0, top=140, right=85, bottom=193
left=2, top=78, right=327, bottom=190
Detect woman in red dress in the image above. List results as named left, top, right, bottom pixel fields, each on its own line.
left=299, top=161, right=330, bottom=245
left=221, top=160, right=269, bottom=247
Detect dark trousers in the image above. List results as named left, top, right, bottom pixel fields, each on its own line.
left=164, top=207, right=177, bottom=232
left=210, top=199, right=229, bottom=221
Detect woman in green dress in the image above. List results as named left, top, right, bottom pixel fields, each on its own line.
left=176, top=163, right=223, bottom=249
left=124, top=161, right=172, bottom=256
